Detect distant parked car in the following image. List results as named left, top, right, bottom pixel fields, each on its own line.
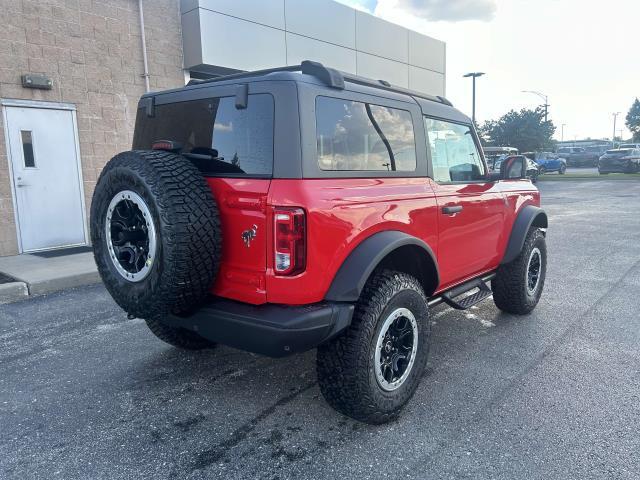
left=618, top=143, right=640, bottom=150
left=585, top=145, right=610, bottom=157
left=557, top=147, right=599, bottom=167
left=525, top=157, right=541, bottom=183
left=484, top=146, right=518, bottom=171
left=598, top=148, right=640, bottom=174
left=523, top=152, right=567, bottom=174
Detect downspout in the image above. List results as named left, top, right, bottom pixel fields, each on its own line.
left=138, top=0, right=151, bottom=92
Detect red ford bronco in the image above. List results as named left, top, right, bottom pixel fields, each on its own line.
left=91, top=61, right=547, bottom=424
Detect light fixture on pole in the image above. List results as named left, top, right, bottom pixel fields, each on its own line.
left=522, top=90, right=549, bottom=122
left=463, top=72, right=485, bottom=123
left=612, top=112, right=621, bottom=148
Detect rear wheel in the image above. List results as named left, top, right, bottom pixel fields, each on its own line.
left=317, top=270, right=430, bottom=424
left=492, top=228, right=547, bottom=315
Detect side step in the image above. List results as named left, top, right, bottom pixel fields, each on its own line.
left=440, top=278, right=493, bottom=310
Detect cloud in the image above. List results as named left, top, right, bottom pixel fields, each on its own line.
left=378, top=0, right=497, bottom=22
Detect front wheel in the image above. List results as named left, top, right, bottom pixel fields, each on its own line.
left=317, top=270, right=430, bottom=424
left=492, top=228, right=547, bottom=315
left=559, top=164, right=566, bottom=174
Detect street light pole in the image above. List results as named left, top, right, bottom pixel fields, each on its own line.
left=522, top=90, right=549, bottom=122
left=561, top=123, right=566, bottom=143
left=463, top=72, right=485, bottom=124
left=612, top=112, right=621, bottom=148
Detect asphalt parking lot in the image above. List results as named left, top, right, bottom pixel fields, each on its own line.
left=1, top=180, right=639, bottom=480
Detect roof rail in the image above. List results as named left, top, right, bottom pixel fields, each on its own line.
left=186, top=60, right=452, bottom=107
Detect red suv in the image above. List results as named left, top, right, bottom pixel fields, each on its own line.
left=91, top=61, right=548, bottom=424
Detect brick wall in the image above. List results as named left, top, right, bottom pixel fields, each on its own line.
left=0, top=0, right=184, bottom=256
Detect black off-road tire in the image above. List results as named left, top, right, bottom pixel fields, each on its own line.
left=91, top=150, right=221, bottom=321
left=145, top=318, right=215, bottom=350
left=492, top=228, right=546, bottom=315
left=316, top=270, right=430, bottom=424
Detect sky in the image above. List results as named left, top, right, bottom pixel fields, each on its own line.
left=336, top=0, right=640, bottom=141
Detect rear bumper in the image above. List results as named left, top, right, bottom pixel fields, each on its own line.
left=164, top=298, right=354, bottom=357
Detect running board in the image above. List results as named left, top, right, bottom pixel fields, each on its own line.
left=431, top=276, right=494, bottom=310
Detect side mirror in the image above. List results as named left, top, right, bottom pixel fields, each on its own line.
left=500, top=156, right=526, bottom=180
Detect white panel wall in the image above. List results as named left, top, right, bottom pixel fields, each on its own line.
left=287, top=33, right=357, bottom=74
left=198, top=9, right=286, bottom=72
left=356, top=52, right=409, bottom=88
left=409, top=66, right=445, bottom=96
left=184, top=0, right=285, bottom=29
left=408, top=31, right=446, bottom=73
left=355, top=11, right=408, bottom=63
left=285, top=0, right=356, bottom=49
left=181, top=0, right=446, bottom=96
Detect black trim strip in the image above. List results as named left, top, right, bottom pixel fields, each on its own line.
left=365, top=103, right=396, bottom=171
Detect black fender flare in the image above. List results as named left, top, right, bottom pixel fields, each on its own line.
left=501, top=205, right=548, bottom=264
left=324, top=231, right=439, bottom=302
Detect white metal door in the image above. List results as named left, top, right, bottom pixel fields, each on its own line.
left=3, top=103, right=87, bottom=252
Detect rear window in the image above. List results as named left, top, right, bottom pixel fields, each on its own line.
left=315, top=96, right=416, bottom=172
left=133, top=94, right=274, bottom=176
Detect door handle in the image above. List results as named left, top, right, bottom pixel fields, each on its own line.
left=442, top=205, right=463, bottom=215
left=16, top=177, right=29, bottom=188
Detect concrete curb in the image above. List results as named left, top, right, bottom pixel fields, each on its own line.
left=28, top=272, right=102, bottom=296
left=0, top=252, right=101, bottom=303
left=0, top=282, right=29, bottom=304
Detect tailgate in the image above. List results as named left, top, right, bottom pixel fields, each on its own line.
left=207, top=178, right=271, bottom=304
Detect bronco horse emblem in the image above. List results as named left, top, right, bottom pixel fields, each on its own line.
left=242, top=224, right=258, bottom=247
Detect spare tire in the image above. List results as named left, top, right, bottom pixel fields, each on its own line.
left=90, top=150, right=221, bottom=320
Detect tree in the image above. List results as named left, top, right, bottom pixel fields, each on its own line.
left=478, top=107, right=556, bottom=152
left=625, top=98, right=640, bottom=142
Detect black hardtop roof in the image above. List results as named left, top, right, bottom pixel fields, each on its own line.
left=141, top=60, right=470, bottom=123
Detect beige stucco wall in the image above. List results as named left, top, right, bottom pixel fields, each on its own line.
left=0, top=0, right=185, bottom=256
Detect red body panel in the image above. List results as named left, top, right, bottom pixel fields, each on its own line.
left=206, top=178, right=270, bottom=304
left=205, top=175, right=540, bottom=306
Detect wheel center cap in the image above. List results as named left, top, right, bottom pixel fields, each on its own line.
left=385, top=341, right=393, bottom=353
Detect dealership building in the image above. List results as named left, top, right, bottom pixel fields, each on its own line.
left=0, top=0, right=446, bottom=257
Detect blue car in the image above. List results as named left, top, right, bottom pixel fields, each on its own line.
left=524, top=152, right=567, bottom=174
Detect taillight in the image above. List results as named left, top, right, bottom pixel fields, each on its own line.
left=274, top=207, right=306, bottom=276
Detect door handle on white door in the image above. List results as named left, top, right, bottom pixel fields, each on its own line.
left=16, top=177, right=29, bottom=187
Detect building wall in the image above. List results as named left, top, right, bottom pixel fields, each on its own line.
left=181, top=0, right=446, bottom=96
left=0, top=0, right=446, bottom=257
left=0, top=0, right=185, bottom=256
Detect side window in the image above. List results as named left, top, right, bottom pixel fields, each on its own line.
left=424, top=117, right=486, bottom=183
left=132, top=94, right=274, bottom=176
left=316, top=96, right=416, bottom=172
